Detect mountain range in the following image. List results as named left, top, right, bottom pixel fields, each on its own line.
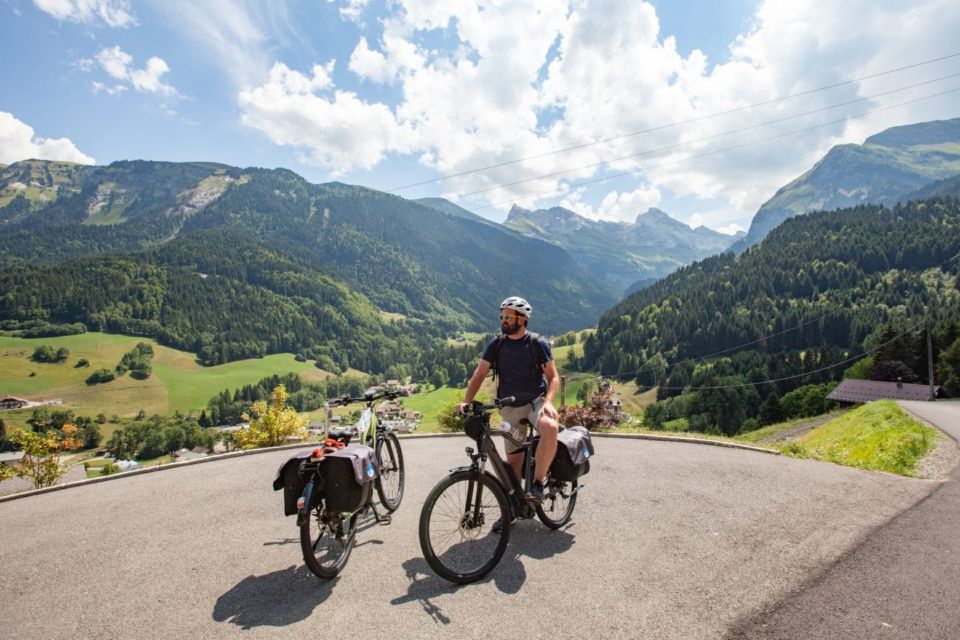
left=3, top=117, right=960, bottom=373
left=0, top=160, right=615, bottom=341
left=733, top=117, right=960, bottom=250
left=504, top=204, right=741, bottom=295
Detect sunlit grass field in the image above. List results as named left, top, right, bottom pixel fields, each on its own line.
left=0, top=332, right=331, bottom=429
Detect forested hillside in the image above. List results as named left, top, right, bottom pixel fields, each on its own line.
left=578, top=196, right=960, bottom=433
left=0, top=160, right=615, bottom=370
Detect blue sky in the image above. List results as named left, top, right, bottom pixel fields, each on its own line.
left=2, top=1, right=959, bottom=234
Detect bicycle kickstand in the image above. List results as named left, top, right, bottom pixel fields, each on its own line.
left=370, top=502, right=392, bottom=526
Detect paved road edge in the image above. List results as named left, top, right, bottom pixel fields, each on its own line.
left=0, top=431, right=777, bottom=503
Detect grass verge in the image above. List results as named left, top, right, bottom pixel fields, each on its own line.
left=776, top=400, right=939, bottom=476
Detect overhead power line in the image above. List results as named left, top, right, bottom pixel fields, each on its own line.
left=643, top=317, right=928, bottom=391
left=564, top=250, right=960, bottom=386
left=388, top=51, right=960, bottom=193
left=469, top=85, right=960, bottom=212
left=458, top=72, right=960, bottom=199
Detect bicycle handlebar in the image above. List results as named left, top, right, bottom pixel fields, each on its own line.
left=466, top=396, right=517, bottom=414
left=327, top=390, right=402, bottom=407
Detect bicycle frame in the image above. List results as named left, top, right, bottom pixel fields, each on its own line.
left=465, top=419, right=541, bottom=522
left=347, top=397, right=394, bottom=471
left=298, top=391, right=400, bottom=523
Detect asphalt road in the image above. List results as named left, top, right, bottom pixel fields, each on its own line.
left=727, top=399, right=960, bottom=640
left=0, top=432, right=950, bottom=639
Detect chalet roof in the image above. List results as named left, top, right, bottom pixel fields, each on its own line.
left=827, top=379, right=940, bottom=404
left=1, top=396, right=28, bottom=402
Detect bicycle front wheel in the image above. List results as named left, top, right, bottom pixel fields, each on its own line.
left=300, top=492, right=358, bottom=579
left=535, top=471, right=577, bottom=529
left=419, top=470, right=510, bottom=584
left=376, top=432, right=405, bottom=511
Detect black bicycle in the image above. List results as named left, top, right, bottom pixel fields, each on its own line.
left=418, top=397, right=588, bottom=584
left=274, top=389, right=406, bottom=579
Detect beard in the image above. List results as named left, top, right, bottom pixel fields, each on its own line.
left=501, top=320, right=521, bottom=334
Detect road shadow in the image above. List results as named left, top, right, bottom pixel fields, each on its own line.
left=392, top=521, right=576, bottom=624
left=262, top=537, right=298, bottom=547
left=213, top=565, right=337, bottom=629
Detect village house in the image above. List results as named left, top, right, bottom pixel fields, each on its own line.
left=827, top=378, right=940, bottom=407
left=0, top=451, right=25, bottom=466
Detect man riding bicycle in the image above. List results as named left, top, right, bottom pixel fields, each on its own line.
left=458, top=296, right=560, bottom=507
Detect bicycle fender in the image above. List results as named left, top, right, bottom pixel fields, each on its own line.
left=447, top=464, right=475, bottom=474
left=296, top=478, right=316, bottom=528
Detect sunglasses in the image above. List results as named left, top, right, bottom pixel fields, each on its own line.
left=499, top=312, right=522, bottom=320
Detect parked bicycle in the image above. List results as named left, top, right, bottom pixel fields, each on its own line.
left=418, top=397, right=593, bottom=584
left=273, top=389, right=406, bottom=578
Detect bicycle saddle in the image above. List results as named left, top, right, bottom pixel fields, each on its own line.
left=327, top=428, right=354, bottom=443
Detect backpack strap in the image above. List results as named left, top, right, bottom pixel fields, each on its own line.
left=526, top=332, right=548, bottom=372
left=490, top=334, right=506, bottom=381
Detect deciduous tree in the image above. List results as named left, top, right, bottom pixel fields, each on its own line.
left=234, top=385, right=307, bottom=449
left=0, top=423, right=83, bottom=489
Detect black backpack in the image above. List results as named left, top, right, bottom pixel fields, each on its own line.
left=490, top=332, right=548, bottom=381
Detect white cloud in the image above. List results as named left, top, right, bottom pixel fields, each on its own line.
left=717, top=223, right=746, bottom=236
left=159, top=0, right=310, bottom=90
left=33, top=0, right=136, bottom=28
left=91, top=81, right=127, bottom=95
left=0, top=112, right=96, bottom=165
left=336, top=0, right=370, bottom=24
left=92, top=46, right=179, bottom=97
left=238, top=62, right=417, bottom=174
left=228, top=1, right=959, bottom=230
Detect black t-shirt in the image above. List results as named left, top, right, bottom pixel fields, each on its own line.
left=481, top=333, right=554, bottom=405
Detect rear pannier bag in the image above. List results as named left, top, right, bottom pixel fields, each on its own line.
left=273, top=449, right=313, bottom=516
left=551, top=426, right=594, bottom=481
left=323, top=445, right=380, bottom=513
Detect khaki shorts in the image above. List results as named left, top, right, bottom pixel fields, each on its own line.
left=498, top=396, right=545, bottom=455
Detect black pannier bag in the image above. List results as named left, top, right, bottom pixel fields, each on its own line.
left=273, top=449, right=313, bottom=516
left=323, top=445, right=380, bottom=513
left=464, top=413, right=488, bottom=442
left=551, top=426, right=594, bottom=481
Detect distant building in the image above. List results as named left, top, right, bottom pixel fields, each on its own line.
left=0, top=396, right=28, bottom=410
left=827, top=379, right=940, bottom=406
left=172, top=449, right=206, bottom=462
left=0, top=451, right=25, bottom=465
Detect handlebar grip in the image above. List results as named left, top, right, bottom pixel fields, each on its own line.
left=497, top=396, right=517, bottom=408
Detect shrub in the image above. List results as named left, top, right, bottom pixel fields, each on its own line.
left=86, top=369, right=115, bottom=385
left=100, top=462, right=120, bottom=476
left=31, top=345, right=69, bottom=363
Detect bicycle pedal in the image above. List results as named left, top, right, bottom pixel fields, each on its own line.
left=377, top=514, right=392, bottom=526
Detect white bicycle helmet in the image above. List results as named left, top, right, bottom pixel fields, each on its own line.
left=500, top=296, right=532, bottom=319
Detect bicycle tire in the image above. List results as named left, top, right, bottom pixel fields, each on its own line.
left=535, top=471, right=577, bottom=529
left=419, top=470, right=511, bottom=584
left=300, top=491, right=359, bottom=579
left=375, top=432, right=405, bottom=511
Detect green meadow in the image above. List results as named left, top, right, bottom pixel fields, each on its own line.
left=0, top=332, right=330, bottom=430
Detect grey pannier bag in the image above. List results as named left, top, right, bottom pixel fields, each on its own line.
left=550, top=426, right=594, bottom=481
left=323, top=445, right=380, bottom=513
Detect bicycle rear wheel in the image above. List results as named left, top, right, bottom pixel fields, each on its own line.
left=419, top=470, right=510, bottom=584
left=300, top=492, right=358, bottom=579
left=535, top=472, right=577, bottom=529
left=376, top=432, right=405, bottom=511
